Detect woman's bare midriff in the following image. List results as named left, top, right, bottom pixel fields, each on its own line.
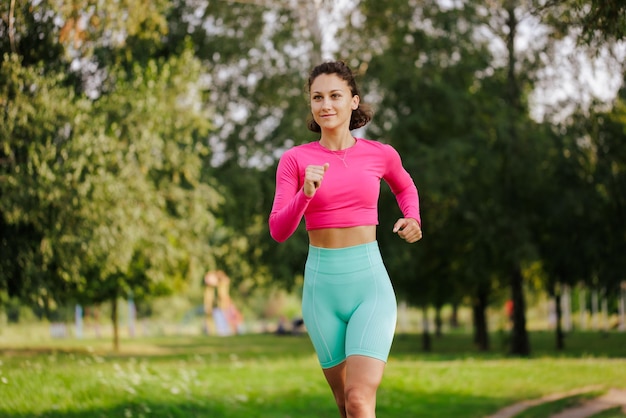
left=308, top=225, right=377, bottom=248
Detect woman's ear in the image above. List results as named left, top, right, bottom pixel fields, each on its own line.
left=352, top=95, right=360, bottom=110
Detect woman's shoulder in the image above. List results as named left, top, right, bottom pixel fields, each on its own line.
left=356, top=138, right=404, bottom=168
left=357, top=138, right=396, bottom=153
left=278, top=141, right=321, bottom=166
left=281, top=141, right=319, bottom=157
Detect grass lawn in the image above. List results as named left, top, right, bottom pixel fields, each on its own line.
left=0, top=330, right=625, bottom=417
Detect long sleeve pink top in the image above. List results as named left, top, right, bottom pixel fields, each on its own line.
left=269, top=138, right=421, bottom=243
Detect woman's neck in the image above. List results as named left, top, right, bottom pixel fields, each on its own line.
left=319, top=132, right=356, bottom=150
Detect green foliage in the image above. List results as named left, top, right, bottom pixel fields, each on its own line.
left=0, top=0, right=234, bottom=329
left=0, top=0, right=65, bottom=67
left=75, top=50, right=222, bottom=302
left=578, top=0, right=626, bottom=43
left=1, top=54, right=88, bottom=310
left=576, top=90, right=626, bottom=292
left=0, top=46, right=222, bottom=315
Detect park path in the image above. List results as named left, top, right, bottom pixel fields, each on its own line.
left=550, top=388, right=626, bottom=418
left=486, top=386, right=626, bottom=418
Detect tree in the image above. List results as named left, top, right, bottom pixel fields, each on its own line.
left=73, top=53, right=222, bottom=350
left=1, top=1, right=224, bottom=349
left=526, top=0, right=626, bottom=348
left=530, top=117, right=597, bottom=349
left=0, top=55, right=89, bottom=316
left=583, top=87, right=626, bottom=312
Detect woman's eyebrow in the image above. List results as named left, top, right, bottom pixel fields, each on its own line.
left=312, top=89, right=343, bottom=94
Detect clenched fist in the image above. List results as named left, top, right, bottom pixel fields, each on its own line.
left=304, top=163, right=330, bottom=197
left=393, top=218, right=422, bottom=243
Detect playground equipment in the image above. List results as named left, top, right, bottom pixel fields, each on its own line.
left=203, top=270, right=243, bottom=336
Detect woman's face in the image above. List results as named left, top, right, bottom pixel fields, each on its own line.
left=310, top=73, right=359, bottom=132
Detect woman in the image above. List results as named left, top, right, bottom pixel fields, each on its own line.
left=269, top=60, right=422, bottom=418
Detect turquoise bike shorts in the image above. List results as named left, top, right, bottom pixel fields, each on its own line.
left=302, top=241, right=398, bottom=369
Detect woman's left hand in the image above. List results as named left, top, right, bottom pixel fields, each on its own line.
left=393, top=218, right=422, bottom=243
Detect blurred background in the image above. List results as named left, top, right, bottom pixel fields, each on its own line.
left=1, top=0, right=625, bottom=355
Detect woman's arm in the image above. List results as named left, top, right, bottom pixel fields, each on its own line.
left=269, top=152, right=313, bottom=242
left=383, top=144, right=421, bottom=226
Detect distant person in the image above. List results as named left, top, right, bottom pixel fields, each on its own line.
left=204, top=270, right=243, bottom=335
left=292, top=317, right=305, bottom=335
left=223, top=295, right=244, bottom=335
left=275, top=316, right=304, bottom=336
left=269, top=60, right=422, bottom=418
left=275, top=316, right=289, bottom=335
left=203, top=271, right=219, bottom=335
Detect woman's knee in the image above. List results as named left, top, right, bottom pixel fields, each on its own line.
left=344, top=385, right=376, bottom=415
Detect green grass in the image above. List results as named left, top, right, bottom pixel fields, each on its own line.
left=0, top=331, right=625, bottom=417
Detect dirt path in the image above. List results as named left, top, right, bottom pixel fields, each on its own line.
left=551, top=388, right=626, bottom=418
left=486, top=386, right=626, bottom=418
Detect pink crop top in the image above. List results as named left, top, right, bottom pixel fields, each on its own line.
left=269, top=138, right=421, bottom=243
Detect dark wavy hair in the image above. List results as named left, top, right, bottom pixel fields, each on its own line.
left=306, top=61, right=374, bottom=133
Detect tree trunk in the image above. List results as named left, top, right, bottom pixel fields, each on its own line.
left=618, top=282, right=626, bottom=331
left=450, top=303, right=459, bottom=328
left=510, top=264, right=530, bottom=356
left=502, top=3, right=530, bottom=357
left=435, top=304, right=443, bottom=337
left=111, top=296, right=119, bottom=352
left=421, top=306, right=431, bottom=352
left=472, top=289, right=490, bottom=351
left=555, top=283, right=565, bottom=350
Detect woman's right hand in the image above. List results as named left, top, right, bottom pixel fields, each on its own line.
left=304, top=163, right=329, bottom=197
